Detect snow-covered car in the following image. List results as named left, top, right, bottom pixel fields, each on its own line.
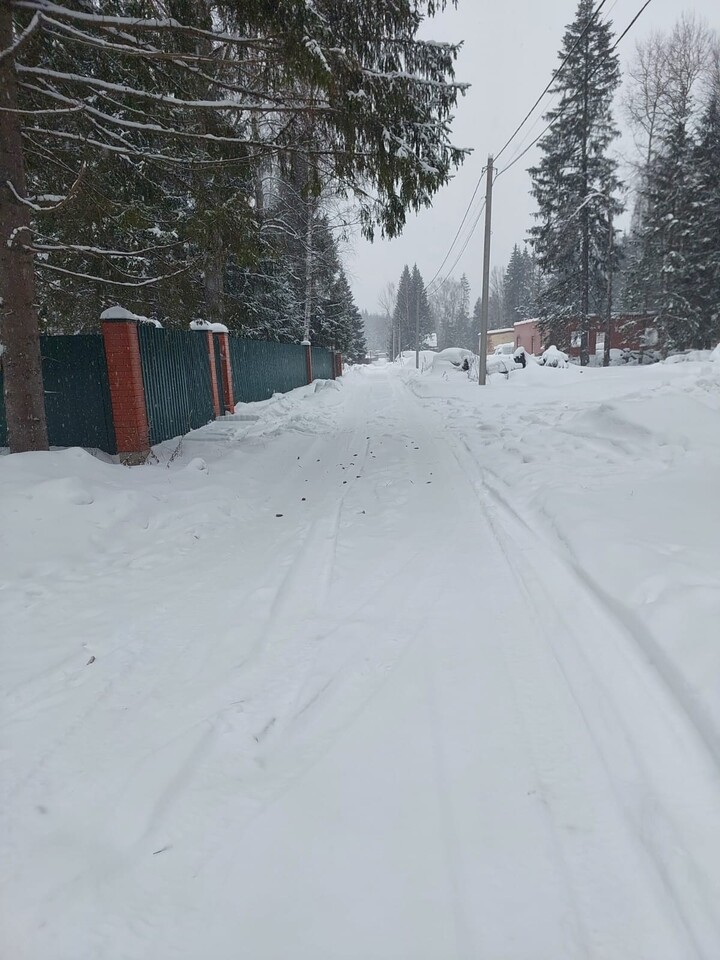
left=432, top=348, right=476, bottom=371
left=493, top=342, right=516, bottom=356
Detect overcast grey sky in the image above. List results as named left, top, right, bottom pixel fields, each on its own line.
left=347, top=0, right=719, bottom=313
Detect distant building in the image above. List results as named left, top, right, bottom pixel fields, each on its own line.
left=513, top=319, right=543, bottom=355
left=562, top=314, right=660, bottom=359
left=487, top=320, right=544, bottom=356
left=487, top=327, right=515, bottom=354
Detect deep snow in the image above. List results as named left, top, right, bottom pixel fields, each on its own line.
left=2, top=358, right=720, bottom=959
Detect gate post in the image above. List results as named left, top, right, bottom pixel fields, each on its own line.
left=101, top=306, right=150, bottom=463
left=335, top=352, right=343, bottom=378
left=217, top=332, right=235, bottom=413
left=204, top=330, right=222, bottom=418
left=303, top=339, right=313, bottom=385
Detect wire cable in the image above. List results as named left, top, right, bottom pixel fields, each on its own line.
left=426, top=0, right=656, bottom=290
left=424, top=165, right=487, bottom=290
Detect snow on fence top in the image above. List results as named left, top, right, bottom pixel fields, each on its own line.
left=100, top=305, right=162, bottom=328
left=189, top=319, right=230, bottom=333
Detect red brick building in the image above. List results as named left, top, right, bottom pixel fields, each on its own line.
left=486, top=319, right=544, bottom=356
left=512, top=319, right=544, bottom=355
left=564, top=314, right=660, bottom=359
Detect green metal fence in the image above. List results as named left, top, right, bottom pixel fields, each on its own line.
left=0, top=370, right=5, bottom=447
left=228, top=338, right=308, bottom=403
left=0, top=335, right=116, bottom=452
left=138, top=326, right=215, bottom=445
left=311, top=346, right=335, bottom=381
left=1, top=330, right=338, bottom=452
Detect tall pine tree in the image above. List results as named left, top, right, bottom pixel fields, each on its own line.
left=529, top=0, right=622, bottom=362
left=391, top=264, right=433, bottom=354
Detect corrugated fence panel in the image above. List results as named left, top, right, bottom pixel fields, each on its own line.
left=138, top=326, right=215, bottom=445
left=311, top=347, right=334, bottom=381
left=0, top=335, right=116, bottom=453
left=229, top=339, right=308, bottom=403
left=0, top=368, right=6, bottom=447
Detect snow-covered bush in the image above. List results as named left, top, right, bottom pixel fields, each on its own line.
left=539, top=345, right=569, bottom=368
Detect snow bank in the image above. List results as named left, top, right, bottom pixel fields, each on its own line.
left=431, top=347, right=475, bottom=371
left=540, top=345, right=569, bottom=368
left=485, top=354, right=517, bottom=376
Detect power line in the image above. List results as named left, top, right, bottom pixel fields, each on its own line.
left=497, top=0, right=656, bottom=179
left=426, top=0, right=612, bottom=295
left=613, top=0, right=655, bottom=48
left=424, top=164, right=487, bottom=290
left=426, top=0, right=656, bottom=293
left=493, top=0, right=611, bottom=165
left=427, top=196, right=487, bottom=294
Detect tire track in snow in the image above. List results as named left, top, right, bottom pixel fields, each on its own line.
left=420, top=388, right=720, bottom=955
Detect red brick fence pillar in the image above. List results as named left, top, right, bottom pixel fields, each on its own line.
left=335, top=352, right=343, bottom=378
left=101, top=307, right=150, bottom=463
left=205, top=330, right=222, bottom=418
left=217, top=332, right=235, bottom=413
left=303, top=340, right=313, bottom=385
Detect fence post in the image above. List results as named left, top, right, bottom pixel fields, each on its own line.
left=217, top=332, right=235, bottom=412
left=303, top=339, right=313, bottom=385
left=101, top=308, right=150, bottom=463
left=204, top=330, right=222, bottom=418
left=336, top=352, right=343, bottom=378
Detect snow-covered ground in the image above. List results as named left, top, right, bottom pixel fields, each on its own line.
left=3, top=358, right=720, bottom=959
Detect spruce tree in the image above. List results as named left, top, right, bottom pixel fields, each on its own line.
left=391, top=266, right=414, bottom=355
left=411, top=266, right=434, bottom=348
left=503, top=245, right=525, bottom=323
left=641, top=121, right=698, bottom=349
left=391, top=264, right=433, bottom=353
left=529, top=0, right=622, bottom=362
left=2, top=0, right=467, bottom=451
left=688, top=82, right=720, bottom=347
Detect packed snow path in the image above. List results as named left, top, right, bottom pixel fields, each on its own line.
left=3, top=363, right=720, bottom=959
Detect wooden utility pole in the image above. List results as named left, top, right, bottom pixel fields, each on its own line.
left=415, top=282, right=420, bottom=370
left=478, top=156, right=494, bottom=385
left=604, top=193, right=613, bottom=368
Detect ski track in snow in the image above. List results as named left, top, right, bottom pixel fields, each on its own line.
left=2, top=363, right=720, bottom=959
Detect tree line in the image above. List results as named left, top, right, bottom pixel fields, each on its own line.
left=0, top=0, right=467, bottom=451
left=376, top=3, right=720, bottom=367
left=530, top=2, right=720, bottom=362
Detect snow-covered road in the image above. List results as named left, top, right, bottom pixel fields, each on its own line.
left=3, top=361, right=720, bottom=959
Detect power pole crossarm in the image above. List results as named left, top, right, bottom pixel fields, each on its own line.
left=478, top=156, right=494, bottom=385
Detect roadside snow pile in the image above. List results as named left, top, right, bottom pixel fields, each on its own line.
left=540, top=345, right=569, bottom=368
left=397, top=349, right=437, bottom=369
left=486, top=353, right=517, bottom=376
left=432, top=347, right=475, bottom=370
left=665, top=349, right=717, bottom=364
left=712, top=343, right=720, bottom=362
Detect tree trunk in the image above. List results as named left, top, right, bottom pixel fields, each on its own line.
left=580, top=26, right=590, bottom=368
left=0, top=5, right=48, bottom=452
left=204, top=225, right=225, bottom=326
left=604, top=198, right=613, bottom=367
left=303, top=191, right=314, bottom=343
